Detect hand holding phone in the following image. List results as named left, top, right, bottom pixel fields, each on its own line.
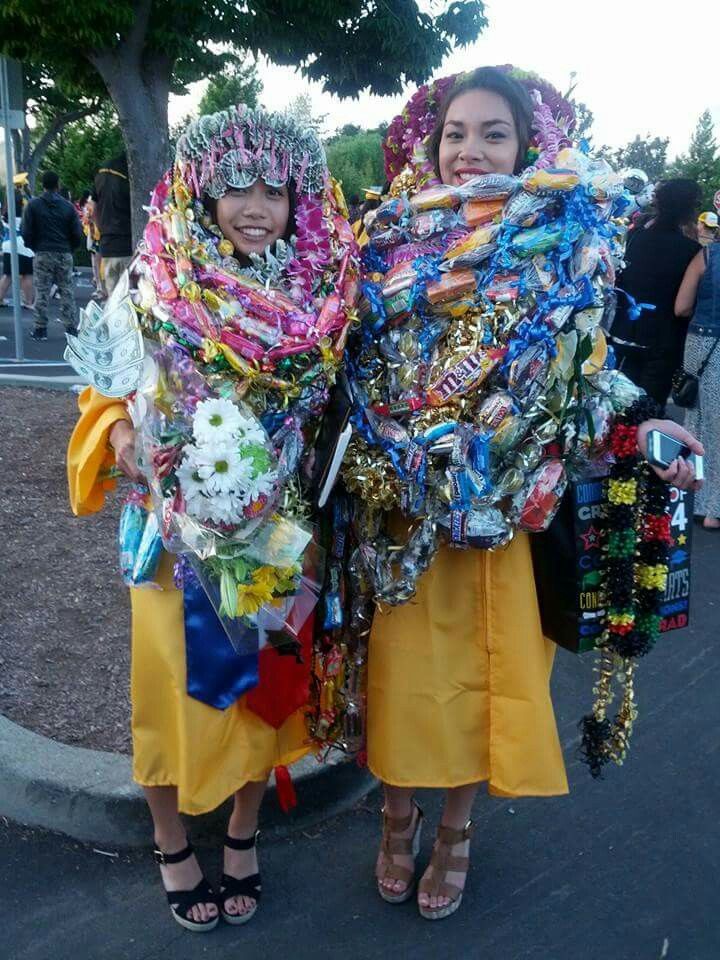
left=646, top=429, right=704, bottom=481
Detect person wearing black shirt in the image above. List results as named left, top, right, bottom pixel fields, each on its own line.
left=611, top=178, right=701, bottom=407
left=21, top=170, right=84, bottom=341
left=93, top=154, right=132, bottom=295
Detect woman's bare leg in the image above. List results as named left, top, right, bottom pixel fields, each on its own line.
left=222, top=778, right=268, bottom=917
left=376, top=783, right=420, bottom=896
left=143, top=785, right=218, bottom=924
left=418, top=781, right=480, bottom=911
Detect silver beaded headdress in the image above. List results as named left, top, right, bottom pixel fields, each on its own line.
left=175, top=105, right=327, bottom=199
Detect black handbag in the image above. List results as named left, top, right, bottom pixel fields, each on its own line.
left=531, top=478, right=694, bottom=653
left=671, top=334, right=720, bottom=408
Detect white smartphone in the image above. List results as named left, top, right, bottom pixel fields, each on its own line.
left=647, top=430, right=704, bottom=481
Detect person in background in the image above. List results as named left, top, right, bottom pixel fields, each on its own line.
left=696, top=211, right=719, bottom=246
left=0, top=188, right=35, bottom=308
left=675, top=242, right=720, bottom=529
left=93, top=154, right=132, bottom=296
left=611, top=178, right=701, bottom=408
left=80, top=189, right=105, bottom=300
left=21, top=170, right=83, bottom=341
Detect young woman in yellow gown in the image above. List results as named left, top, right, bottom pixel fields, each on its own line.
left=68, top=106, right=355, bottom=932
left=362, top=67, right=702, bottom=921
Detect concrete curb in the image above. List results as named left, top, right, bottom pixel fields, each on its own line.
left=0, top=714, right=377, bottom=848
left=0, top=373, right=83, bottom=390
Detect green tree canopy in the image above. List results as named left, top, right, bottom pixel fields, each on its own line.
left=1, top=0, right=487, bottom=242
left=670, top=110, right=720, bottom=209
left=612, top=135, right=670, bottom=183
left=42, top=103, right=125, bottom=201
left=11, top=63, right=109, bottom=191
left=197, top=60, right=263, bottom=117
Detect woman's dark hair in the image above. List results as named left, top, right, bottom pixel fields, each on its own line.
left=652, top=178, right=701, bottom=230
left=427, top=67, right=534, bottom=178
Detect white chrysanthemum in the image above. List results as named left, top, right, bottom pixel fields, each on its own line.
left=243, top=466, right=278, bottom=503
left=234, top=414, right=267, bottom=446
left=176, top=453, right=207, bottom=501
left=189, top=441, right=252, bottom=497
left=192, top=397, right=244, bottom=442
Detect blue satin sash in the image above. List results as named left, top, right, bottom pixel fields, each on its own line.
left=183, top=574, right=259, bottom=710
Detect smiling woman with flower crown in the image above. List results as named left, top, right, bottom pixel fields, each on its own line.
left=66, top=105, right=357, bottom=933
left=343, top=66, right=703, bottom=922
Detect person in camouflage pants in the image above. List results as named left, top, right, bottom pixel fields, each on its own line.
left=21, top=171, right=83, bottom=341
left=33, top=251, right=78, bottom=334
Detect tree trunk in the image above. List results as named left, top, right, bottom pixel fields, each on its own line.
left=89, top=49, right=171, bottom=246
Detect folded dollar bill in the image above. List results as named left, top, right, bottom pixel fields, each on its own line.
left=64, top=283, right=145, bottom=397
left=64, top=342, right=144, bottom=397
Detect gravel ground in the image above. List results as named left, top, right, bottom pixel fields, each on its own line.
left=0, top=387, right=132, bottom=753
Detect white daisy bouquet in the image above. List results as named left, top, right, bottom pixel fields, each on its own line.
left=129, top=347, right=316, bottom=631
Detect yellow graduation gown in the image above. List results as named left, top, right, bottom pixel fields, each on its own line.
left=367, top=533, right=569, bottom=797
left=67, top=387, right=310, bottom=815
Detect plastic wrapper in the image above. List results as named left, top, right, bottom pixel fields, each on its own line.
left=118, top=488, right=163, bottom=587
left=463, top=198, right=504, bottom=228
left=425, top=267, right=476, bottom=305
left=442, top=225, right=498, bottom=269
left=508, top=343, right=550, bottom=399
left=572, top=230, right=600, bottom=280
left=440, top=505, right=513, bottom=549
left=371, top=195, right=409, bottom=227
left=477, top=390, right=516, bottom=429
left=409, top=183, right=461, bottom=212
left=408, top=208, right=459, bottom=241
left=503, top=190, right=550, bottom=227
left=427, top=346, right=505, bottom=405
left=455, top=173, right=518, bottom=202
left=512, top=459, right=567, bottom=532
left=522, top=167, right=580, bottom=194
left=512, top=223, right=567, bottom=257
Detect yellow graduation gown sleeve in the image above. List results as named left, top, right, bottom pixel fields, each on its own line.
left=367, top=532, right=569, bottom=798
left=67, top=386, right=130, bottom=516
left=66, top=387, right=311, bottom=815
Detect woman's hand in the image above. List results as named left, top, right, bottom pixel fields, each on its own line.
left=108, top=420, right=143, bottom=481
left=636, top=418, right=704, bottom=491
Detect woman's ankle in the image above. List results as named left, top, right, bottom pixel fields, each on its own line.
left=153, top=824, right=187, bottom=852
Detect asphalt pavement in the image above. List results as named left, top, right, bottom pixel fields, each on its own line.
left=0, top=268, right=93, bottom=386
left=2, top=525, right=719, bottom=960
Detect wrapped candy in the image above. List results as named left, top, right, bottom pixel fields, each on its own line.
left=522, top=167, right=580, bottom=194
left=408, top=208, right=459, bottom=240
left=427, top=347, right=505, bottom=406
left=463, top=198, right=505, bottom=228
left=119, top=487, right=163, bottom=587
left=442, top=225, right=498, bottom=269
left=426, top=267, right=476, bottom=305
left=512, top=459, right=567, bottom=532
left=409, top=183, right=461, bottom=212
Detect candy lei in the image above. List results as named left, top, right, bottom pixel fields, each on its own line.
left=344, top=148, right=634, bottom=606
left=581, top=397, right=671, bottom=777
left=342, top=68, right=673, bottom=773
left=114, top=110, right=359, bottom=623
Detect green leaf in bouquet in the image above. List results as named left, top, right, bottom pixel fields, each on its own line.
left=219, top=567, right=238, bottom=619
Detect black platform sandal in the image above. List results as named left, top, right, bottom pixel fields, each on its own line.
left=153, top=842, right=219, bottom=933
left=220, top=831, right=262, bottom=926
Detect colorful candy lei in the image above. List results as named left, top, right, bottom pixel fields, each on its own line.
left=580, top=397, right=670, bottom=776
left=341, top=68, right=671, bottom=772
left=66, top=106, right=359, bottom=642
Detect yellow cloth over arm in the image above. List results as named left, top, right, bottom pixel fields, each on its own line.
left=67, top=386, right=130, bottom=516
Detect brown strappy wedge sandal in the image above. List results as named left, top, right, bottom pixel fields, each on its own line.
left=375, top=800, right=424, bottom=904
left=417, top=820, right=474, bottom=920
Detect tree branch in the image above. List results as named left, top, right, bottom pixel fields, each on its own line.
left=32, top=103, right=102, bottom=161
